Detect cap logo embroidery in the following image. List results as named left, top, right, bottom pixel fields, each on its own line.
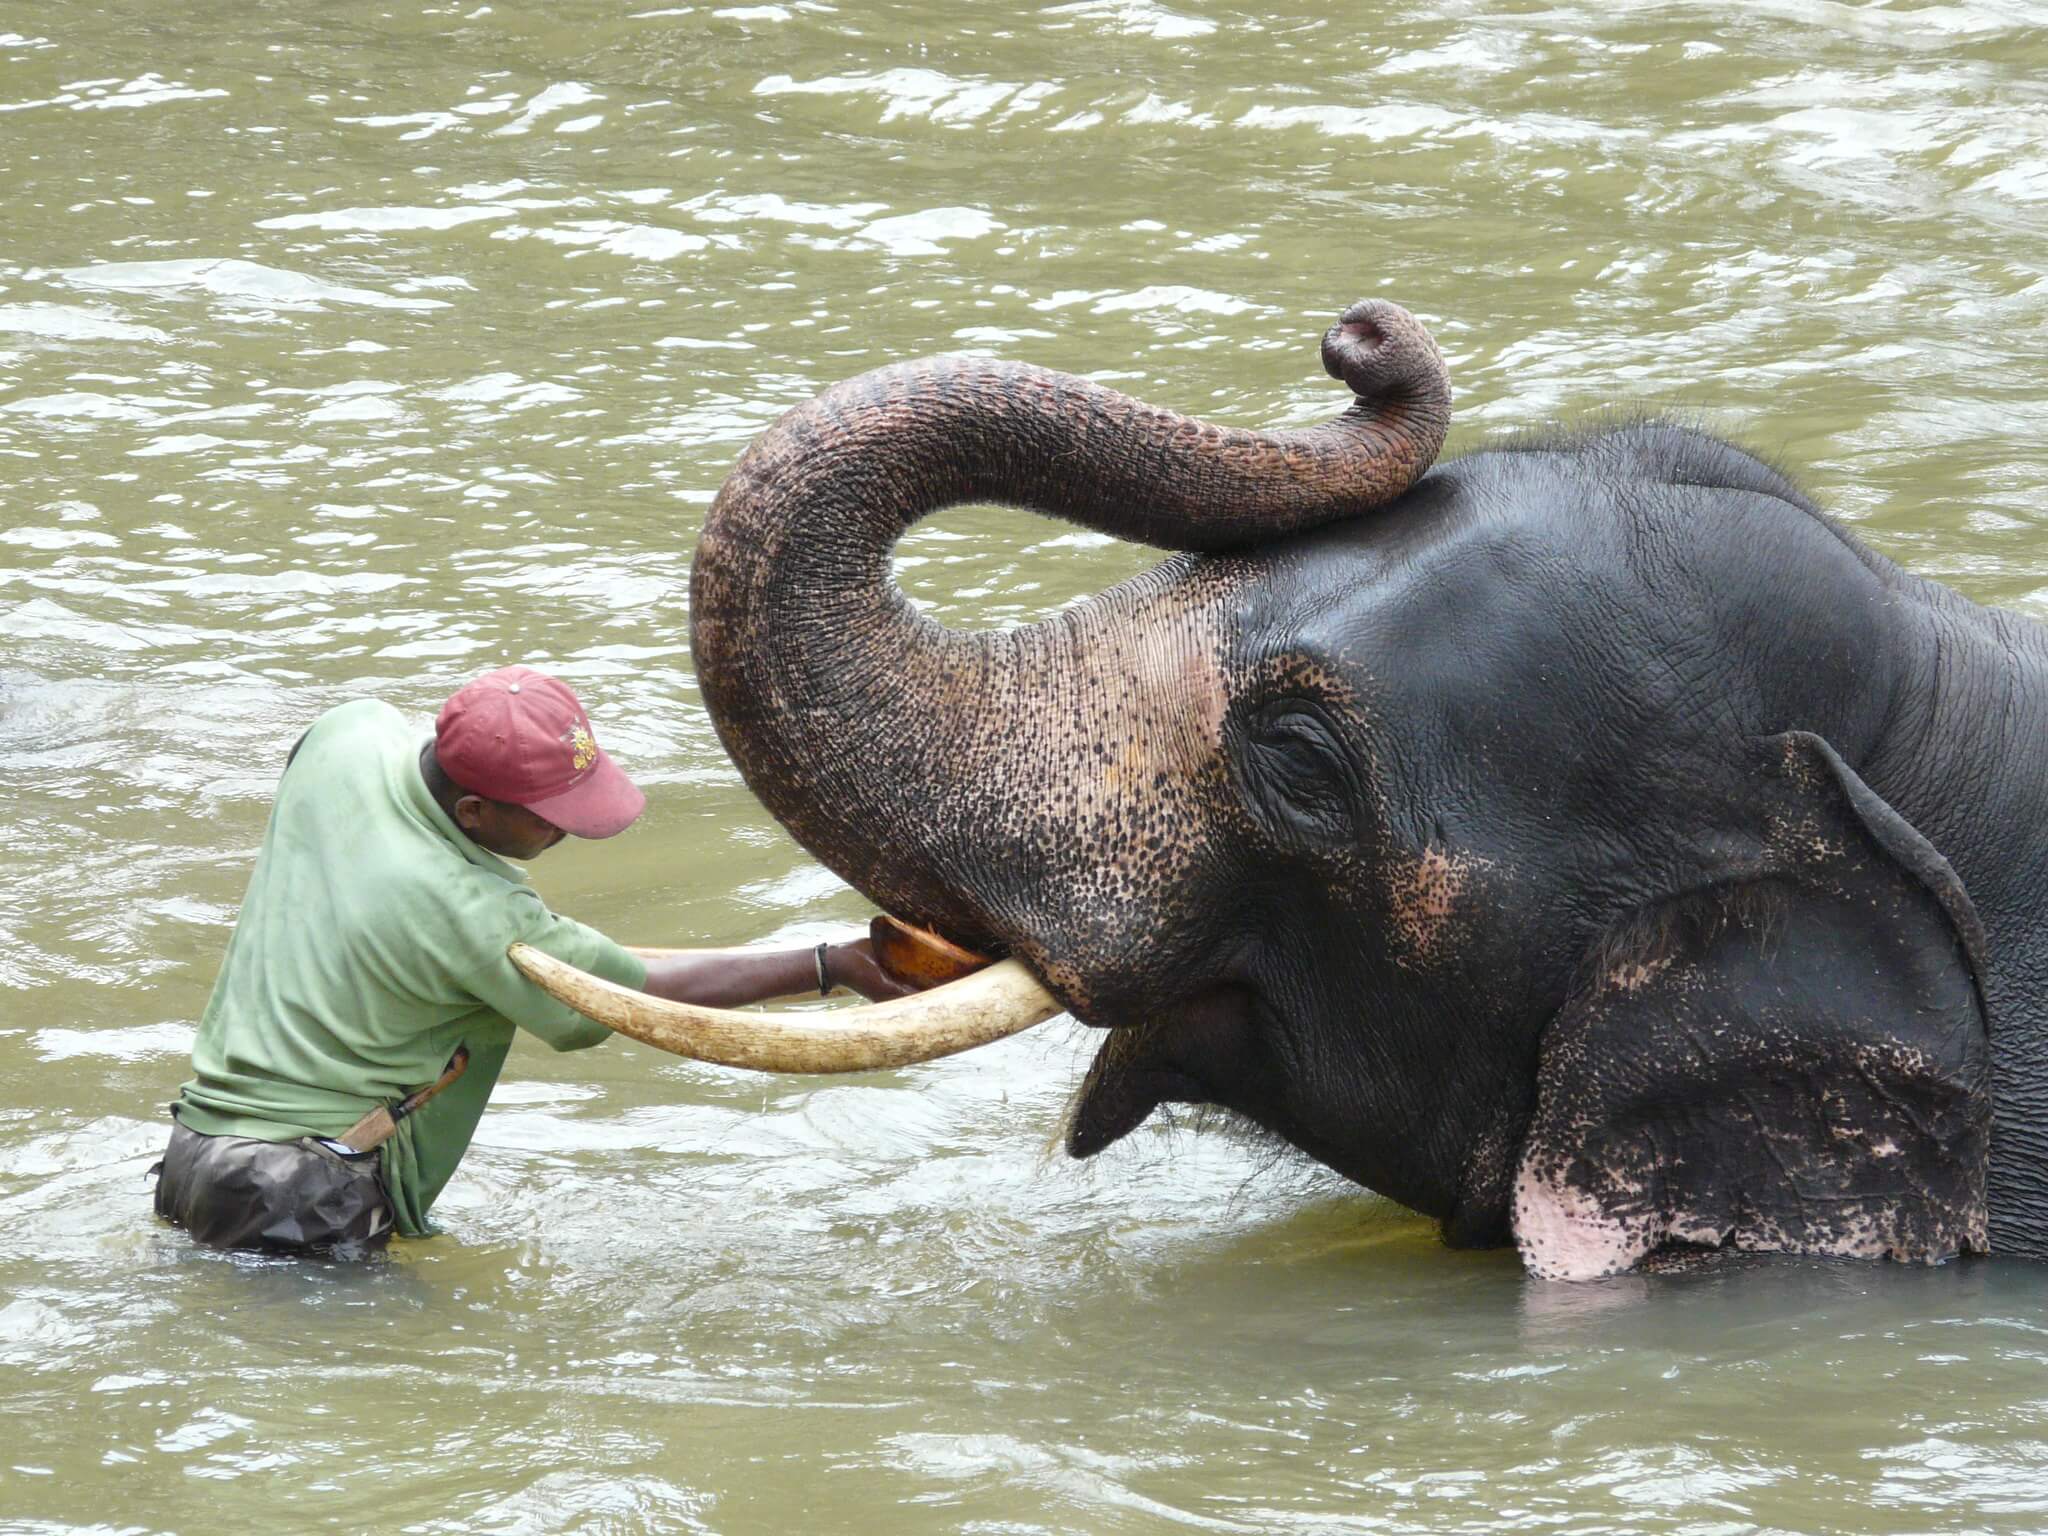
left=566, top=722, right=597, bottom=772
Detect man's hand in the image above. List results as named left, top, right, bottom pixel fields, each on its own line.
left=824, top=937, right=921, bottom=1001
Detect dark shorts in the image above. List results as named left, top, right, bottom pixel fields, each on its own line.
left=152, top=1118, right=395, bottom=1256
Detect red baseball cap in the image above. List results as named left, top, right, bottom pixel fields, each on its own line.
left=434, top=665, right=646, bottom=839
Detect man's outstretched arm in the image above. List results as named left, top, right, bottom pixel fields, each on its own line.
left=639, top=937, right=914, bottom=1008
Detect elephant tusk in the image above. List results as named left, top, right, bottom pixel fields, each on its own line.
left=506, top=942, right=1064, bottom=1074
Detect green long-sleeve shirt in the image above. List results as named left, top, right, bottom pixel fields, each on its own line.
left=175, top=698, right=647, bottom=1236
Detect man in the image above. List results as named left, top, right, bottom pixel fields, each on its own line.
left=154, top=664, right=907, bottom=1255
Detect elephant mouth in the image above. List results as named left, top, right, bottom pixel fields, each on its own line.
left=1070, top=1026, right=1146, bottom=1157
left=1068, top=1033, right=1208, bottom=1158
left=1065, top=984, right=1257, bottom=1158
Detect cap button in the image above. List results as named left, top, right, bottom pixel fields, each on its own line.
left=508, top=683, right=521, bottom=693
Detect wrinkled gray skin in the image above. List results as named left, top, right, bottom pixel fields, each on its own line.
left=691, top=305, right=2048, bottom=1278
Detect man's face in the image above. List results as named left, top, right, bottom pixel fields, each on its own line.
left=455, top=795, right=566, bottom=861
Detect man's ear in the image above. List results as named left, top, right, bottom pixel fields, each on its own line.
left=1513, top=732, right=1992, bottom=1280
left=452, top=794, right=486, bottom=831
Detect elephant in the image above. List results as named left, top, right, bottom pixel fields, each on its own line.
left=521, top=299, right=2048, bottom=1280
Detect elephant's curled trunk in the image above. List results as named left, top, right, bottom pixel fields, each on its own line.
left=689, top=300, right=1451, bottom=956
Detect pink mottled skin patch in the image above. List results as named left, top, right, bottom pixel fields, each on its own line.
left=1511, top=1163, right=1655, bottom=1281
left=1512, top=1152, right=1987, bottom=1279
left=1386, top=845, right=1487, bottom=966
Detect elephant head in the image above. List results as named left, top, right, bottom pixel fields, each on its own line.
left=526, top=300, right=1999, bottom=1278
left=684, top=301, right=1473, bottom=1215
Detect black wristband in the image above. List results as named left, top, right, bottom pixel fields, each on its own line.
left=815, top=941, right=832, bottom=996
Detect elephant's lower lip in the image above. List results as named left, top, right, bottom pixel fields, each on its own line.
left=1066, top=1032, right=1205, bottom=1158
left=1067, top=1061, right=1156, bottom=1157
left=1065, top=982, right=1260, bottom=1156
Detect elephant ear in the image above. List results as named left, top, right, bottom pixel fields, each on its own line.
left=1513, top=732, right=1992, bottom=1281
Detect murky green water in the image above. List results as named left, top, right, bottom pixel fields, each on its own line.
left=5, top=1, right=2048, bottom=1530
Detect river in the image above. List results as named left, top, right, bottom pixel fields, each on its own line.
left=4, top=2, right=2048, bottom=1531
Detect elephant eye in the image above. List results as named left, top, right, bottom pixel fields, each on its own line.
left=1240, top=699, right=1363, bottom=847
